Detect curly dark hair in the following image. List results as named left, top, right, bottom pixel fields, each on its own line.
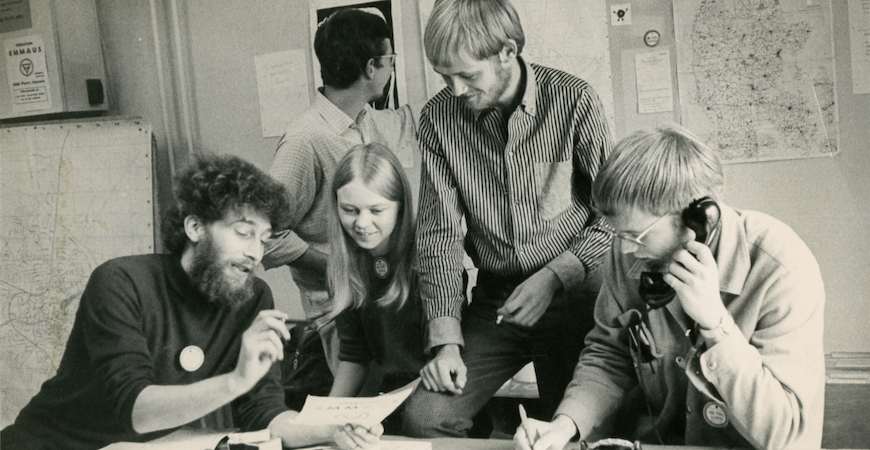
left=162, top=153, right=290, bottom=254
left=314, top=8, right=391, bottom=89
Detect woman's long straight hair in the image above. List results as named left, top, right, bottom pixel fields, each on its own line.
left=327, top=143, right=416, bottom=316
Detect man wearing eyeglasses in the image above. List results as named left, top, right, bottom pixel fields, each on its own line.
left=262, top=8, right=418, bottom=377
left=515, top=124, right=825, bottom=450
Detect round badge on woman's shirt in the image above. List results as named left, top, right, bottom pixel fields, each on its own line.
left=374, top=257, right=390, bottom=279
left=179, top=345, right=204, bottom=372
left=703, top=401, right=729, bottom=428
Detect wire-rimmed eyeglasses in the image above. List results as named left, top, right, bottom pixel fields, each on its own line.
left=605, top=213, right=672, bottom=247
left=373, top=53, right=397, bottom=67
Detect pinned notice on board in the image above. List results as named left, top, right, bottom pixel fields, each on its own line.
left=3, top=34, right=52, bottom=114
left=255, top=49, right=310, bottom=138
left=635, top=49, right=673, bottom=114
left=849, top=0, right=870, bottom=94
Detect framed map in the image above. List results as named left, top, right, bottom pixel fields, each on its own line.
left=674, top=0, right=839, bottom=163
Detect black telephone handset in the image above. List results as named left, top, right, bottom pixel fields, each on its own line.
left=639, top=197, right=721, bottom=309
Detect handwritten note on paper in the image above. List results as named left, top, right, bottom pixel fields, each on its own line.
left=291, top=384, right=416, bottom=428
left=635, top=49, right=674, bottom=114
left=255, top=49, right=310, bottom=138
left=850, top=0, right=870, bottom=94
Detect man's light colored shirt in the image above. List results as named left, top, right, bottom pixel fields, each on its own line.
left=263, top=88, right=417, bottom=324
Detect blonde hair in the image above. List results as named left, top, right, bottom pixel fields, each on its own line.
left=592, top=124, right=725, bottom=217
left=424, top=0, right=525, bottom=67
left=327, top=143, right=416, bottom=315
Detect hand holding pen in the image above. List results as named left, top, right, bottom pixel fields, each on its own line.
left=514, top=409, right=580, bottom=450
left=518, top=404, right=539, bottom=447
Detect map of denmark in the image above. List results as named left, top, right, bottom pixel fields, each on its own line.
left=0, top=119, right=153, bottom=427
left=675, top=0, right=838, bottom=162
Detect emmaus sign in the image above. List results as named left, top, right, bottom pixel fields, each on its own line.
left=3, top=34, right=52, bottom=110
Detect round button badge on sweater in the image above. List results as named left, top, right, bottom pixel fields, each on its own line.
left=703, top=402, right=729, bottom=428
left=373, top=257, right=390, bottom=279
left=180, top=345, right=204, bottom=372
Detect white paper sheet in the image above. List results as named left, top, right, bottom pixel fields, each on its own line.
left=635, top=49, right=673, bottom=113
left=849, top=0, right=870, bottom=94
left=290, top=381, right=417, bottom=428
left=255, top=49, right=310, bottom=138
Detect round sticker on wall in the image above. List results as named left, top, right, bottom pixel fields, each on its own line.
left=644, top=30, right=661, bottom=47
left=703, top=402, right=729, bottom=428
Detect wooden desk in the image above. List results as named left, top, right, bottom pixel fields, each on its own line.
left=110, top=427, right=737, bottom=450
left=385, top=437, right=724, bottom=450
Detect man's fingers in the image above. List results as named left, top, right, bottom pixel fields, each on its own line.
left=332, top=425, right=355, bottom=449
left=453, top=364, right=468, bottom=390
left=265, top=331, right=284, bottom=361
left=514, top=426, right=533, bottom=450
left=667, top=260, right=691, bottom=284
left=533, top=431, right=565, bottom=450
left=672, top=249, right=703, bottom=275
left=367, top=423, right=384, bottom=437
left=248, top=333, right=281, bottom=364
left=420, top=372, right=433, bottom=391
left=420, top=365, right=444, bottom=392
left=434, top=362, right=456, bottom=390
left=350, top=424, right=379, bottom=444
left=342, top=424, right=367, bottom=448
left=497, top=287, right=525, bottom=316
left=685, top=240, right=714, bottom=264
left=262, top=315, right=291, bottom=342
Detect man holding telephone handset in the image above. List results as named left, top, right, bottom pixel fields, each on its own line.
left=515, top=124, right=825, bottom=450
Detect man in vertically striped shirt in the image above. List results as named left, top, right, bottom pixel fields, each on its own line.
left=402, top=0, right=614, bottom=439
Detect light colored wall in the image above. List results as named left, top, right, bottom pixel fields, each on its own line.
left=179, top=0, right=427, bottom=318
left=96, top=0, right=868, bottom=352
left=606, top=0, right=870, bottom=353
left=96, top=0, right=427, bottom=319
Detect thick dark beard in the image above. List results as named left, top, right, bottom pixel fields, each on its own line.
left=188, top=235, right=255, bottom=309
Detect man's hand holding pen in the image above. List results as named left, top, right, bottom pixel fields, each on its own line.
left=514, top=412, right=578, bottom=450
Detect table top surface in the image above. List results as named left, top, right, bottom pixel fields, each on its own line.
left=384, top=436, right=728, bottom=450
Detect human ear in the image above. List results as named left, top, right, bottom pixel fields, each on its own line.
left=499, top=40, right=518, bottom=62
left=365, top=58, right=377, bottom=79
left=184, top=216, right=206, bottom=243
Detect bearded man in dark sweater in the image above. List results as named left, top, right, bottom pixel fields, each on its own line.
left=1, top=154, right=382, bottom=450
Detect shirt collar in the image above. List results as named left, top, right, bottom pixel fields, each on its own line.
left=313, top=87, right=370, bottom=135
left=518, top=57, right=538, bottom=117
left=712, top=203, right=750, bottom=296
left=473, top=56, right=538, bottom=120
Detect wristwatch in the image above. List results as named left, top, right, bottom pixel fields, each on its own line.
left=699, top=312, right=734, bottom=341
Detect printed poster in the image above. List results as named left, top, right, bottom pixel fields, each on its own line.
left=4, top=34, right=51, bottom=113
